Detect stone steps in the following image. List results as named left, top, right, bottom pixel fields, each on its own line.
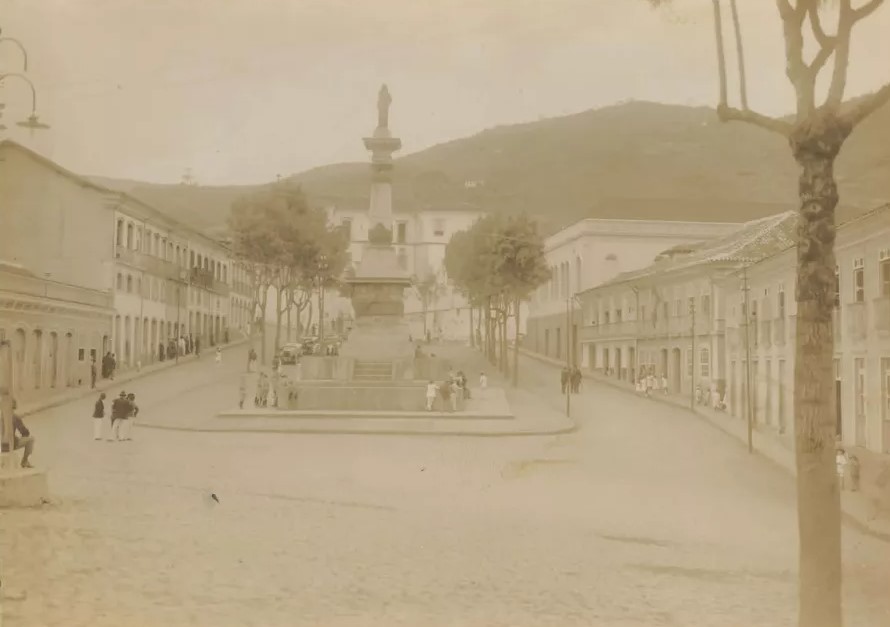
left=353, top=361, right=393, bottom=381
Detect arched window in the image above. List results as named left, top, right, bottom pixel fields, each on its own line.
left=126, top=223, right=134, bottom=249
left=116, top=273, right=123, bottom=290
left=116, top=220, right=124, bottom=246
left=126, top=275, right=133, bottom=293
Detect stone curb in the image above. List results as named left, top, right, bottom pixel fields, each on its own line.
left=17, top=338, right=250, bottom=419
left=134, top=418, right=578, bottom=438
left=518, top=347, right=890, bottom=542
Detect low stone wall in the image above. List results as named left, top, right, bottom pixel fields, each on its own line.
left=284, top=383, right=428, bottom=411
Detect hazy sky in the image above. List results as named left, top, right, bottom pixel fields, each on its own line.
left=2, top=0, right=889, bottom=184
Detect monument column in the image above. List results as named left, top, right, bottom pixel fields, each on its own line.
left=363, top=84, right=402, bottom=236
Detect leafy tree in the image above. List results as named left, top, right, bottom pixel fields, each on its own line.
left=647, top=2, right=890, bottom=625
left=229, top=184, right=348, bottom=360
left=445, top=213, right=550, bottom=385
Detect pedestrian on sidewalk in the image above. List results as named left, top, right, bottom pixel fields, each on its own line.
left=571, top=367, right=582, bottom=394
left=109, top=391, right=128, bottom=441
left=425, top=380, right=438, bottom=411
left=661, top=373, right=668, bottom=395
left=92, top=392, right=106, bottom=440
left=90, top=358, right=98, bottom=389
left=121, top=393, right=138, bottom=441
left=109, top=353, right=117, bottom=380
left=439, top=378, right=453, bottom=412
left=215, top=346, right=222, bottom=364
left=1, top=400, right=36, bottom=468
left=479, top=371, right=487, bottom=389
left=836, top=448, right=848, bottom=490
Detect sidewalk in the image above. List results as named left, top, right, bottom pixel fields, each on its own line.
left=519, top=346, right=890, bottom=541
left=15, top=337, right=250, bottom=419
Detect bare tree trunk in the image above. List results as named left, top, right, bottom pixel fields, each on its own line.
left=286, top=288, right=293, bottom=344
left=469, top=306, right=475, bottom=347
left=790, top=116, right=848, bottom=627
left=274, top=286, right=284, bottom=356
left=512, top=297, right=520, bottom=387
left=257, top=285, right=270, bottom=365
left=304, top=299, right=313, bottom=338
left=727, top=0, right=748, bottom=109
left=711, top=0, right=729, bottom=107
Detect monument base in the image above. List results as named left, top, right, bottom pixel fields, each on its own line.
left=283, top=381, right=428, bottom=411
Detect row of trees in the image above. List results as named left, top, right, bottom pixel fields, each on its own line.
left=444, top=213, right=550, bottom=385
left=647, top=2, right=890, bottom=625
left=228, top=184, right=349, bottom=363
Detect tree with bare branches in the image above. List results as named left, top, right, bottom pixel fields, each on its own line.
left=647, top=1, right=890, bottom=625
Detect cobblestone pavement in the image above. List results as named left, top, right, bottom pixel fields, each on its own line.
left=1, top=346, right=889, bottom=626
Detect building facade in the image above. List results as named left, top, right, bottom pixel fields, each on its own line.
left=721, top=204, right=890, bottom=454
left=0, top=140, right=250, bottom=374
left=525, top=218, right=741, bottom=365
left=575, top=213, right=797, bottom=400
left=0, top=263, right=114, bottom=399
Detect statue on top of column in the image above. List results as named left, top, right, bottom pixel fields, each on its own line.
left=377, top=84, right=392, bottom=129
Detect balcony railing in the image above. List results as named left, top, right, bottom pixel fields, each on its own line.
left=115, top=245, right=179, bottom=279
left=873, top=296, right=890, bottom=334
left=846, top=301, right=867, bottom=342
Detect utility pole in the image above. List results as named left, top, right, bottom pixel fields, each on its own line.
left=690, top=298, right=696, bottom=409
left=565, top=295, right=572, bottom=417
left=741, top=267, right=754, bottom=453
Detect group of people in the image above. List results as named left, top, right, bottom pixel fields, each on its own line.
left=92, top=390, right=139, bottom=441
left=560, top=366, right=582, bottom=394
left=96, top=352, right=118, bottom=385
left=425, top=370, right=482, bottom=412
left=635, top=372, right=669, bottom=397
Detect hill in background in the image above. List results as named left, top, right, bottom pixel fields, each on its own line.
left=90, top=100, right=890, bottom=236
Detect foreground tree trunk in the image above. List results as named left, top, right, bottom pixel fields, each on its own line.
left=512, top=297, right=520, bottom=387
left=790, top=113, right=849, bottom=627
left=286, top=288, right=293, bottom=343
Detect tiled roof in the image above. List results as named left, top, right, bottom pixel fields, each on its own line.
left=594, top=210, right=799, bottom=289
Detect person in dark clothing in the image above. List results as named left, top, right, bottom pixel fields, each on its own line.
left=560, top=367, right=570, bottom=394
left=90, top=358, right=98, bottom=388
left=110, top=391, right=129, bottom=441
left=92, top=392, right=107, bottom=440
left=1, top=400, right=35, bottom=468
left=571, top=367, right=582, bottom=394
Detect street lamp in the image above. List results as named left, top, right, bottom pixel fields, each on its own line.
left=0, top=73, right=49, bottom=133
left=0, top=28, right=29, bottom=71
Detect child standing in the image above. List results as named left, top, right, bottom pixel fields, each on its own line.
left=92, top=392, right=106, bottom=440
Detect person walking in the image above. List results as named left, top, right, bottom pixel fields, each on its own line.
left=215, top=346, right=222, bottom=364
left=90, top=358, right=98, bottom=389
left=121, top=393, right=138, bottom=441
left=571, top=367, right=582, bottom=394
left=109, top=391, right=128, bottom=441
left=425, top=380, right=438, bottom=411
left=479, top=371, right=488, bottom=389
left=92, top=392, right=106, bottom=440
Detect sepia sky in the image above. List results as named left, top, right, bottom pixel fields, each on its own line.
left=2, top=0, right=889, bottom=185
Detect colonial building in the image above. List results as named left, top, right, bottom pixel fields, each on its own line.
left=525, top=217, right=741, bottom=364
left=0, top=262, right=114, bottom=399
left=323, top=203, right=486, bottom=341
left=0, top=139, right=250, bottom=374
left=575, top=212, right=797, bottom=398
left=721, top=204, right=890, bottom=454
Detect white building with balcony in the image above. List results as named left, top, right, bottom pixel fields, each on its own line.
left=721, top=204, right=890, bottom=454
left=524, top=217, right=741, bottom=364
